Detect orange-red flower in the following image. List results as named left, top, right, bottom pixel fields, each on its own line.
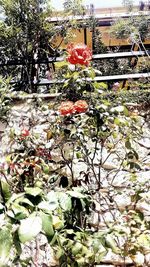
left=74, top=100, right=88, bottom=113
left=59, top=101, right=74, bottom=116
left=59, top=100, right=88, bottom=115
left=21, top=129, right=30, bottom=137
left=67, top=44, right=92, bottom=66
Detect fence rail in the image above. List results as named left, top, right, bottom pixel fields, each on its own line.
left=47, top=11, right=150, bottom=23
left=10, top=72, right=150, bottom=86
left=0, top=50, right=149, bottom=66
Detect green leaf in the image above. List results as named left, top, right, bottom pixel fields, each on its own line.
left=133, top=149, right=139, bottom=160
left=125, top=140, right=132, bottom=149
left=16, top=197, right=34, bottom=207
left=133, top=163, right=141, bottom=170
left=6, top=193, right=25, bottom=206
left=76, top=257, right=85, bottom=265
left=40, top=212, right=54, bottom=239
left=42, top=164, right=50, bottom=174
left=49, top=175, right=59, bottom=184
left=38, top=200, right=58, bottom=212
left=65, top=229, right=74, bottom=235
left=98, top=104, right=108, bottom=110
left=111, top=105, right=125, bottom=113
left=123, top=106, right=129, bottom=116
left=98, top=82, right=108, bottom=89
left=137, top=234, right=150, bottom=248
left=13, top=231, right=22, bottom=257
left=18, top=257, right=32, bottom=267
left=52, top=216, right=64, bottom=230
left=47, top=191, right=59, bottom=210
left=95, top=249, right=107, bottom=263
left=114, top=118, right=121, bottom=125
left=76, top=152, right=81, bottom=159
left=50, top=233, right=57, bottom=246
left=67, top=190, right=86, bottom=199
left=105, top=234, right=119, bottom=254
left=56, top=248, right=64, bottom=259
left=0, top=227, right=12, bottom=266
left=57, top=192, right=71, bottom=211
left=93, top=240, right=106, bottom=259
left=93, top=239, right=100, bottom=253
left=139, top=192, right=150, bottom=199
left=25, top=187, right=42, bottom=197
left=12, top=203, right=29, bottom=220
left=1, top=180, right=11, bottom=202
left=72, top=242, right=83, bottom=256
left=93, top=82, right=101, bottom=89
left=18, top=214, right=42, bottom=243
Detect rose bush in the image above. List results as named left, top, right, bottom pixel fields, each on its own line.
left=67, top=43, right=92, bottom=66
left=0, top=41, right=149, bottom=267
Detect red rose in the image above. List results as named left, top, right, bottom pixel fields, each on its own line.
left=74, top=100, right=88, bottom=113
left=59, top=101, right=74, bottom=116
left=21, top=129, right=30, bottom=137
left=67, top=44, right=92, bottom=66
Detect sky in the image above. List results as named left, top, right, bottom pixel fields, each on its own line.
left=51, top=0, right=140, bottom=9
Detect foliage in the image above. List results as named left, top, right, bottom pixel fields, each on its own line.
left=85, top=15, right=107, bottom=54
left=122, top=0, right=134, bottom=12
left=1, top=0, right=148, bottom=92
left=92, top=57, right=134, bottom=76
left=0, top=0, right=50, bottom=90
left=0, top=0, right=85, bottom=92
left=0, top=75, right=11, bottom=120
left=63, top=0, right=85, bottom=16
left=112, top=84, right=150, bottom=105
left=92, top=28, right=107, bottom=54
left=110, top=14, right=150, bottom=42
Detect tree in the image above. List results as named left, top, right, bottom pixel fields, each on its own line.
left=122, top=0, right=134, bottom=12
left=63, top=0, right=85, bottom=15
left=0, top=0, right=66, bottom=91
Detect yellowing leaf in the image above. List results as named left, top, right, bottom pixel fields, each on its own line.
left=52, top=216, right=64, bottom=230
